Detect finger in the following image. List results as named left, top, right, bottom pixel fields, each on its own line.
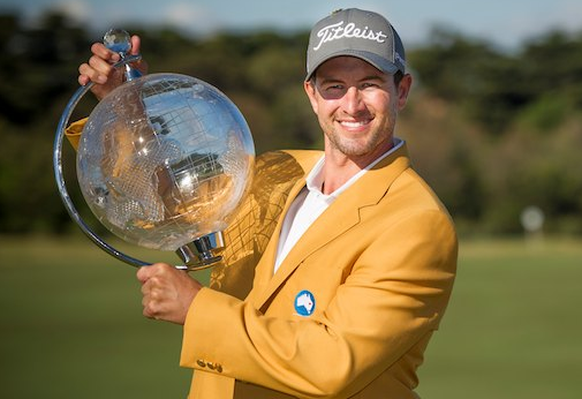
left=140, top=279, right=150, bottom=296
left=142, top=300, right=156, bottom=319
left=140, top=279, right=156, bottom=319
left=136, top=264, right=155, bottom=284
left=78, top=64, right=106, bottom=85
left=78, top=74, right=90, bottom=86
left=150, top=262, right=175, bottom=275
left=128, top=35, right=149, bottom=75
left=130, top=35, right=141, bottom=56
left=88, top=53, right=116, bottom=76
left=137, top=263, right=172, bottom=283
left=141, top=283, right=165, bottom=320
left=90, top=42, right=120, bottom=63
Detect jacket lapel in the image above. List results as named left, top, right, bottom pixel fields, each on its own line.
left=249, top=176, right=308, bottom=305
left=251, top=144, right=411, bottom=310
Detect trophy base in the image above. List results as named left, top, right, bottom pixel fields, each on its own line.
left=176, top=231, right=226, bottom=271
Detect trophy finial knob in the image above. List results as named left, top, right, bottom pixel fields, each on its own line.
left=103, top=28, right=132, bottom=56
left=102, top=28, right=142, bottom=81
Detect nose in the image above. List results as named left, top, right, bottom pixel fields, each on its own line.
left=342, top=86, right=366, bottom=115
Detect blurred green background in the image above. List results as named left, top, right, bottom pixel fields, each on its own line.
left=2, top=11, right=582, bottom=236
left=1, top=6, right=581, bottom=399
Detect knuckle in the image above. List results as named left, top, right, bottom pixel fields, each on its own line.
left=155, top=262, right=172, bottom=272
left=88, top=56, right=102, bottom=69
left=149, top=288, right=161, bottom=301
left=145, top=302, right=163, bottom=319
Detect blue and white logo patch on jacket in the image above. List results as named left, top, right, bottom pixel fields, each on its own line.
left=294, top=290, right=316, bottom=316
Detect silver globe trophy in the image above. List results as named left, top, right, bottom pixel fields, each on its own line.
left=54, top=29, right=255, bottom=271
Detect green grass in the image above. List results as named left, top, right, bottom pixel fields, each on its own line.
left=1, top=235, right=581, bottom=398
left=0, top=235, right=209, bottom=398
left=417, top=238, right=582, bottom=399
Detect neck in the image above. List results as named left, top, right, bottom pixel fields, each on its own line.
left=320, top=160, right=359, bottom=195
left=320, top=140, right=395, bottom=195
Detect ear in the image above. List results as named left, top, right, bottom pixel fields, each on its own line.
left=396, top=74, right=413, bottom=111
left=304, top=80, right=319, bottom=114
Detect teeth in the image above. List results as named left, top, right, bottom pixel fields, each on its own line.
left=341, top=120, right=369, bottom=128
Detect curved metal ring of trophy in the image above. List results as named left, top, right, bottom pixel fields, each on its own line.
left=53, top=53, right=163, bottom=268
left=53, top=30, right=254, bottom=271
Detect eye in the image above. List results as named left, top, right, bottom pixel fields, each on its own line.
left=325, top=84, right=344, bottom=91
left=360, top=82, right=379, bottom=90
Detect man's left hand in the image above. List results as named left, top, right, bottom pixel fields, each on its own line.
left=137, top=263, right=202, bottom=325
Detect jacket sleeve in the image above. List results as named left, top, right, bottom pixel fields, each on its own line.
left=180, top=209, right=457, bottom=398
left=63, top=118, right=88, bottom=150
left=65, top=118, right=87, bottom=151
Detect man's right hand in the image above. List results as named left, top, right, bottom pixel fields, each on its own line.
left=77, top=35, right=147, bottom=101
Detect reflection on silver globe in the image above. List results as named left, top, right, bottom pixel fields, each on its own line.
left=76, top=73, right=254, bottom=263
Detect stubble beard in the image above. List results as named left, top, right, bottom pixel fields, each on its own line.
left=323, top=111, right=397, bottom=158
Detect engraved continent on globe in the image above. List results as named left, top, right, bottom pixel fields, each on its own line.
left=77, top=73, right=255, bottom=251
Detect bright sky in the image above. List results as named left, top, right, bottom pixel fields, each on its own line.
left=2, top=0, right=581, bottom=49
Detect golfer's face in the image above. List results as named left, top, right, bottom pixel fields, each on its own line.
left=305, top=56, right=407, bottom=161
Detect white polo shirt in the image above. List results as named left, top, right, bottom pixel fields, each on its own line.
left=273, top=138, right=404, bottom=273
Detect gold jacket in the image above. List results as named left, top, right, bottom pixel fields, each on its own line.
left=180, top=146, right=458, bottom=399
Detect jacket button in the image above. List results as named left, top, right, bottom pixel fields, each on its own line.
left=216, top=364, right=223, bottom=373
left=196, top=359, right=206, bottom=368
left=207, top=362, right=215, bottom=370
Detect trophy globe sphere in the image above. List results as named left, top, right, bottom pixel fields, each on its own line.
left=76, top=73, right=255, bottom=252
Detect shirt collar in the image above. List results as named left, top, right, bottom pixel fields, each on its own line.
left=305, top=137, right=405, bottom=198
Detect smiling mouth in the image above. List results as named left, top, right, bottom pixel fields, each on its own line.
left=339, top=119, right=372, bottom=129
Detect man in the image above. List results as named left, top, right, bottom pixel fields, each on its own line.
left=76, top=8, right=457, bottom=399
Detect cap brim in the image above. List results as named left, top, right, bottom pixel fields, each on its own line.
left=305, top=50, right=400, bottom=81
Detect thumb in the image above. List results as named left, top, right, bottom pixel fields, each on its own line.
left=130, top=35, right=141, bottom=56
left=129, top=35, right=148, bottom=75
